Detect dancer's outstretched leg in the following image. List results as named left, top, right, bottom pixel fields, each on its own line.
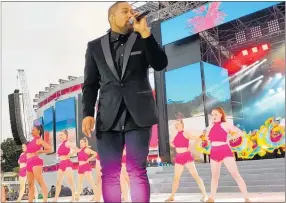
left=165, top=164, right=184, bottom=202
left=224, top=157, right=250, bottom=202
left=185, top=162, right=208, bottom=202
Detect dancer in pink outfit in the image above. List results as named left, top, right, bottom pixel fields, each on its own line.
left=17, top=144, right=38, bottom=202
left=53, top=130, right=76, bottom=202
left=75, top=137, right=98, bottom=201
left=17, top=144, right=27, bottom=202
left=94, top=152, right=102, bottom=202
left=205, top=107, right=250, bottom=202
left=165, top=119, right=208, bottom=202
left=26, top=125, right=52, bottom=203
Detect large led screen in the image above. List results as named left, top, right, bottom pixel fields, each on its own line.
left=161, top=1, right=280, bottom=45
left=77, top=94, right=86, bottom=148
left=165, top=63, right=206, bottom=163
left=55, top=97, right=77, bottom=151
left=203, top=62, right=233, bottom=123
left=43, top=107, right=55, bottom=153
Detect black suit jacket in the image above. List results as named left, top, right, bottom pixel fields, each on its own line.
left=82, top=31, right=168, bottom=131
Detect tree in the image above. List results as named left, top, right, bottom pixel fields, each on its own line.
left=1, top=138, right=21, bottom=172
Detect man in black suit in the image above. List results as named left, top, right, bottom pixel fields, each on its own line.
left=82, top=1, right=168, bottom=202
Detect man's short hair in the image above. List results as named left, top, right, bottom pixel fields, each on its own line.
left=108, top=1, right=127, bottom=22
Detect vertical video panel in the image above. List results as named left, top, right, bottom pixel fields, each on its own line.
left=43, top=107, right=55, bottom=154
left=77, top=94, right=85, bottom=147
left=203, top=62, right=233, bottom=123
left=165, top=62, right=206, bottom=163
left=55, top=97, right=77, bottom=151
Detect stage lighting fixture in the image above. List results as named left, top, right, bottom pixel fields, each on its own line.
left=235, top=31, right=246, bottom=44
left=252, top=47, right=258, bottom=53
left=242, top=50, right=248, bottom=56
left=268, top=19, right=280, bottom=33
left=269, top=89, right=275, bottom=95
left=276, top=73, right=282, bottom=79
left=250, top=26, right=262, bottom=38
left=262, top=44, right=269, bottom=50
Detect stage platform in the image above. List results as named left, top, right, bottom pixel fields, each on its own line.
left=11, top=192, right=286, bottom=202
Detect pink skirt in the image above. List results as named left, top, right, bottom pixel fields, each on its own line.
left=78, top=163, right=91, bottom=174
left=58, top=159, right=73, bottom=171
left=210, top=144, right=233, bottom=162
left=174, top=152, right=194, bottom=165
left=26, top=156, right=43, bottom=172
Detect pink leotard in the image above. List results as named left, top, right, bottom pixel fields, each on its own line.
left=172, top=131, right=193, bottom=165
left=58, top=141, right=70, bottom=156
left=26, top=137, right=43, bottom=172
left=57, top=141, right=73, bottom=171
left=209, top=122, right=233, bottom=162
left=78, top=147, right=89, bottom=161
left=27, top=137, right=42, bottom=153
left=78, top=148, right=91, bottom=174
left=208, top=122, right=228, bottom=142
left=172, top=131, right=189, bottom=148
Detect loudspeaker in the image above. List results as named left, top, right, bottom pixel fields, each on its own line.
left=8, top=93, right=27, bottom=145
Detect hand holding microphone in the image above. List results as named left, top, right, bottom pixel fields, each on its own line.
left=130, top=10, right=151, bottom=38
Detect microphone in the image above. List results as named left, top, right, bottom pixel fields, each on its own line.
left=129, top=10, right=150, bottom=24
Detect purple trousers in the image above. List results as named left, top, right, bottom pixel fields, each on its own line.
left=96, top=128, right=151, bottom=202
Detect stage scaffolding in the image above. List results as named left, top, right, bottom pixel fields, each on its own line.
left=132, top=1, right=208, bottom=26
left=199, top=2, right=285, bottom=121
left=133, top=2, right=285, bottom=121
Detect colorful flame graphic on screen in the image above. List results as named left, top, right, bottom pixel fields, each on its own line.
left=186, top=2, right=227, bottom=34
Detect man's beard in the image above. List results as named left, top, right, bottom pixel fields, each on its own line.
left=122, top=23, right=133, bottom=34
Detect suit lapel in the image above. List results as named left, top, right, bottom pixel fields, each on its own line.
left=121, top=33, right=137, bottom=80
left=101, top=34, right=120, bottom=82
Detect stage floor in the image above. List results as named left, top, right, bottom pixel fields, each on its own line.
left=13, top=192, right=285, bottom=202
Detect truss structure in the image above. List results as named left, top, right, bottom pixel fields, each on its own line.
left=199, top=3, right=285, bottom=121
left=200, top=28, right=233, bottom=67
left=132, top=1, right=208, bottom=26
left=17, top=69, right=34, bottom=139
left=200, top=2, right=285, bottom=67
left=219, top=3, right=285, bottom=53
